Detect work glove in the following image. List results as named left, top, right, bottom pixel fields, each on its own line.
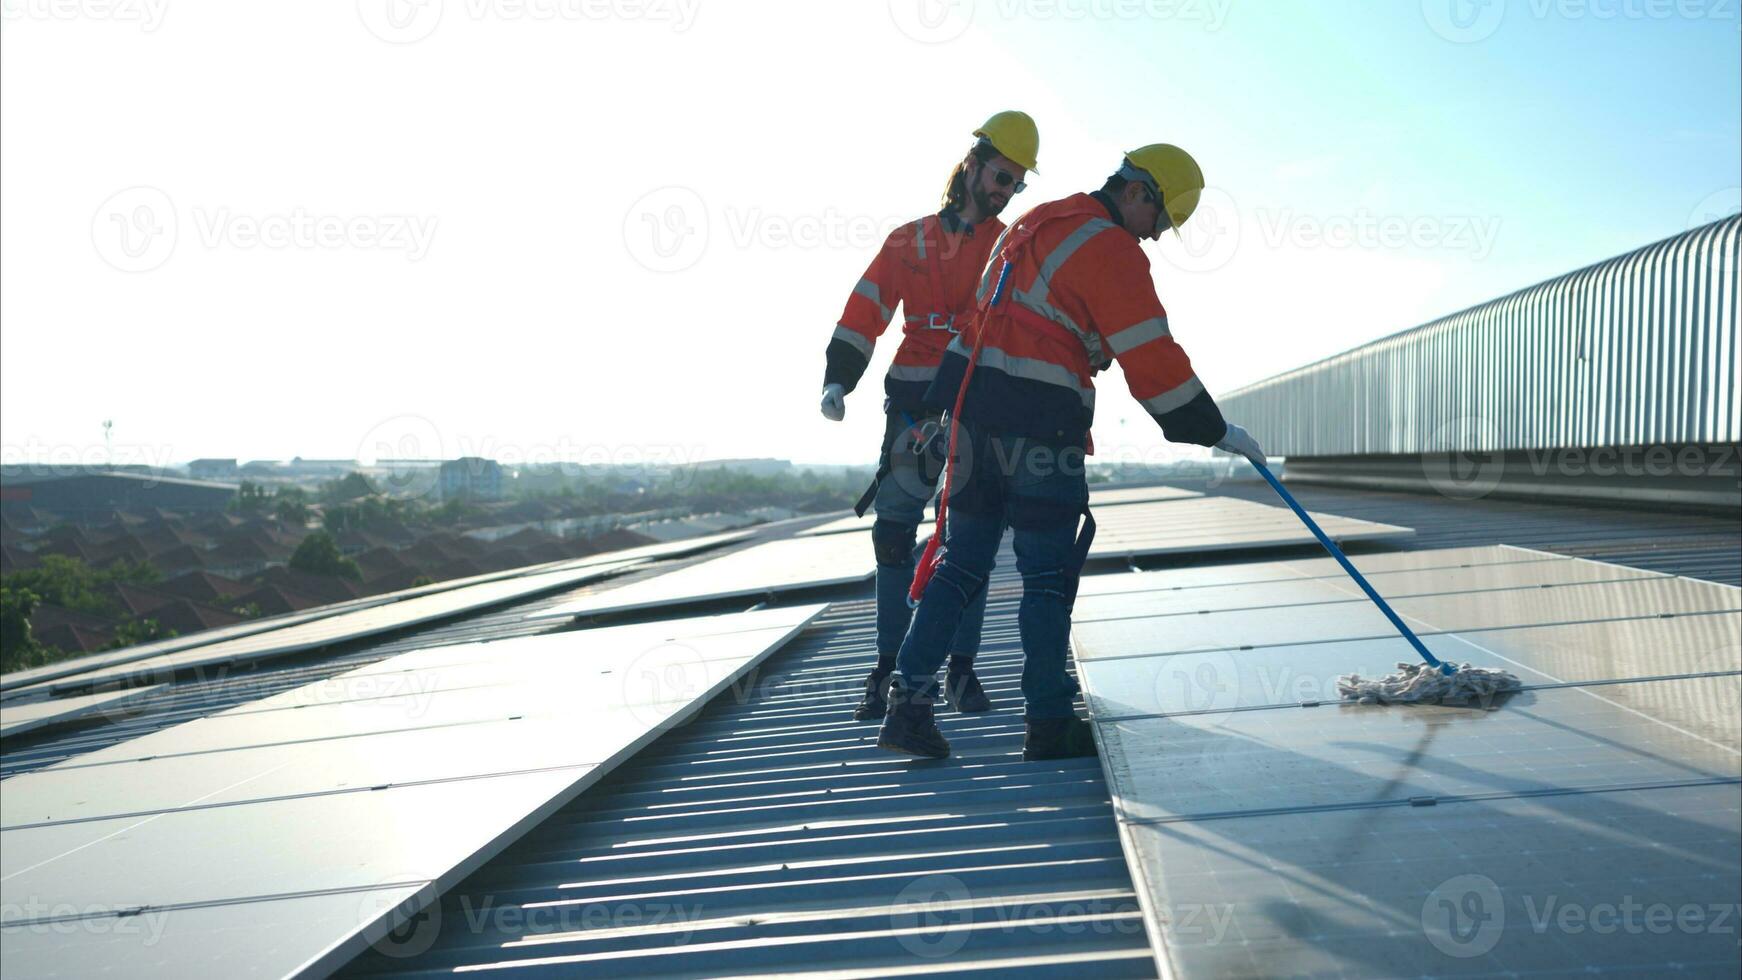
left=820, top=383, right=846, bottom=422
left=1214, top=422, right=1265, bottom=464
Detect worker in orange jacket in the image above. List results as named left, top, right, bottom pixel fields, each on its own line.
left=820, top=111, right=1041, bottom=722
left=877, top=144, right=1266, bottom=761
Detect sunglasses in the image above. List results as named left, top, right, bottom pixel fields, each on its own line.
left=983, top=164, right=1027, bottom=194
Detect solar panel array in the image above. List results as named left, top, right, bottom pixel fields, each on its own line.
left=1069, top=544, right=1742, bottom=976
left=0, top=530, right=751, bottom=698
left=529, top=533, right=875, bottom=621
left=795, top=483, right=1204, bottom=537
left=0, top=604, right=826, bottom=979
left=29, top=559, right=651, bottom=696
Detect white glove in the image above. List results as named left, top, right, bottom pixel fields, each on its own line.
left=1215, top=422, right=1265, bottom=463
left=820, top=383, right=846, bottom=421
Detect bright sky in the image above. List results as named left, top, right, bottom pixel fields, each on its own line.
left=2, top=1, right=1737, bottom=471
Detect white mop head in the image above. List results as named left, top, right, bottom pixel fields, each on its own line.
left=1338, top=661, right=1523, bottom=707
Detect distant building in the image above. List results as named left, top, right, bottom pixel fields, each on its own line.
left=691, top=458, right=793, bottom=478
left=0, top=472, right=236, bottom=523
left=439, top=457, right=504, bottom=502
left=186, top=458, right=240, bottom=481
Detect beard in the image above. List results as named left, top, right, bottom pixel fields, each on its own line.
left=970, top=172, right=1009, bottom=217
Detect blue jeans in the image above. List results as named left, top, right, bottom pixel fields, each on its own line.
left=896, top=424, right=1088, bottom=718
left=872, top=405, right=986, bottom=660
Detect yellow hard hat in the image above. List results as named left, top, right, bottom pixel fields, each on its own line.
left=973, top=110, right=1039, bottom=172
left=1124, top=144, right=1204, bottom=231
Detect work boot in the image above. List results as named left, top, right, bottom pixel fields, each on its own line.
left=851, top=655, right=897, bottom=722
left=943, top=654, right=992, bottom=713
left=877, top=677, right=950, bottom=759
left=1022, top=716, right=1097, bottom=761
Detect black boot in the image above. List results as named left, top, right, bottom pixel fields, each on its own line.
left=1023, top=716, right=1097, bottom=761
left=852, top=655, right=897, bottom=722
left=943, top=654, right=992, bottom=713
left=877, top=676, right=951, bottom=759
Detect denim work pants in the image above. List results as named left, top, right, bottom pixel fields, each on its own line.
left=871, top=404, right=987, bottom=660
left=895, top=423, right=1087, bottom=718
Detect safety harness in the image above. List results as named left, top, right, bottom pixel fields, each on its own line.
left=852, top=214, right=964, bottom=518
left=907, top=256, right=1098, bottom=610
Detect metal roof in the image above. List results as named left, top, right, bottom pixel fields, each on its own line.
left=3, top=484, right=1737, bottom=977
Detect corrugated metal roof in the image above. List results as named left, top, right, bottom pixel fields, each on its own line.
left=337, top=584, right=1159, bottom=980
left=4, top=486, right=1736, bottom=978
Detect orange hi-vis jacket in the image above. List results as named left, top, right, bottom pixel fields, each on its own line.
left=925, top=192, right=1227, bottom=450
left=824, top=210, right=1006, bottom=413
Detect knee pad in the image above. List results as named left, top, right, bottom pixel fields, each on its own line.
left=871, top=520, right=919, bottom=567
left=1022, top=567, right=1071, bottom=602
left=933, top=557, right=989, bottom=604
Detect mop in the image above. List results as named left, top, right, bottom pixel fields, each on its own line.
left=1248, top=459, right=1522, bottom=707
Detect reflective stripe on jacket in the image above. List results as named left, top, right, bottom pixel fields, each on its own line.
left=823, top=211, right=1005, bottom=412
left=924, top=192, right=1227, bottom=450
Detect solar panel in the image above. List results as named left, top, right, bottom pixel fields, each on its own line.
left=0, top=604, right=826, bottom=977
left=1122, top=781, right=1742, bottom=977
left=1076, top=614, right=1742, bottom=724
left=1097, top=676, right=1739, bottom=823
left=1086, top=497, right=1412, bottom=559
left=38, top=559, right=646, bottom=695
left=0, top=685, right=161, bottom=739
left=795, top=484, right=1204, bottom=536
left=0, top=531, right=750, bottom=697
left=529, top=535, right=873, bottom=621
left=1071, top=576, right=1741, bottom=659
left=1070, top=544, right=1742, bottom=977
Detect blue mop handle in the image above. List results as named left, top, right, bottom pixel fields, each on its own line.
left=1249, top=458, right=1456, bottom=675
